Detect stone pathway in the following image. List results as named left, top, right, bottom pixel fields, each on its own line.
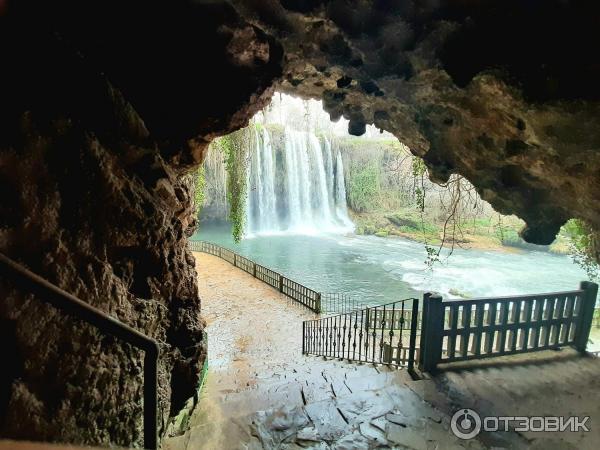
left=164, top=252, right=600, bottom=450
left=431, top=349, right=600, bottom=450
left=163, top=253, right=485, bottom=450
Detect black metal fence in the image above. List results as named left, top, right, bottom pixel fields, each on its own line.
left=419, top=282, right=599, bottom=371
left=320, top=293, right=368, bottom=315
left=189, top=240, right=322, bottom=313
left=302, top=298, right=420, bottom=370
left=190, top=241, right=408, bottom=317
left=192, top=241, right=600, bottom=373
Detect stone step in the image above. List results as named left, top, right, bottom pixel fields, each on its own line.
left=208, top=363, right=412, bottom=415
left=166, top=369, right=485, bottom=450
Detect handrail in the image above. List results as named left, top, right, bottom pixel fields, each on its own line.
left=419, top=283, right=598, bottom=371
left=0, top=252, right=159, bottom=449
left=441, top=289, right=585, bottom=305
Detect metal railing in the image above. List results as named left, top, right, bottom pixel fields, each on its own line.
left=0, top=252, right=159, bottom=449
left=302, top=298, right=420, bottom=370
left=320, top=292, right=368, bottom=315
left=190, top=241, right=389, bottom=316
left=189, top=240, right=321, bottom=312
left=419, top=282, right=598, bottom=371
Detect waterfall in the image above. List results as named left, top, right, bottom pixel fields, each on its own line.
left=260, top=129, right=278, bottom=231
left=335, top=151, right=354, bottom=228
left=244, top=126, right=354, bottom=235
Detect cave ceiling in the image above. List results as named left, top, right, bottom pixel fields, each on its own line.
left=4, top=0, right=600, bottom=244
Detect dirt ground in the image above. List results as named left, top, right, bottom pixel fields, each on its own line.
left=193, top=252, right=318, bottom=391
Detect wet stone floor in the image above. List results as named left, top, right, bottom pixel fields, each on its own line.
left=163, top=253, right=486, bottom=450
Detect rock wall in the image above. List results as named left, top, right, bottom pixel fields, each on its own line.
left=0, top=35, right=202, bottom=450
left=0, top=1, right=281, bottom=447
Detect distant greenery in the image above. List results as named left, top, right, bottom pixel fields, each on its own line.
left=347, top=163, right=380, bottom=212
left=336, top=135, right=534, bottom=266
left=562, top=219, right=599, bottom=281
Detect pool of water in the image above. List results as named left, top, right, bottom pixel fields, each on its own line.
left=193, top=224, right=590, bottom=306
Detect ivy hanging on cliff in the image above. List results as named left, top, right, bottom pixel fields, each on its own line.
left=214, top=130, right=249, bottom=242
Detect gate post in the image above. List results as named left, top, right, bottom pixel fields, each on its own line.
left=407, top=297, right=419, bottom=371
left=315, top=293, right=322, bottom=314
left=419, top=292, right=444, bottom=372
left=575, top=281, right=598, bottom=353
left=302, top=321, right=306, bottom=354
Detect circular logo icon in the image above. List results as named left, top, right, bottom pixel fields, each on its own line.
left=451, top=408, right=482, bottom=440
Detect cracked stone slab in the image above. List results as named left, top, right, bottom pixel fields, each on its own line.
left=325, top=373, right=353, bottom=399
left=332, top=431, right=371, bottom=450
left=386, top=412, right=427, bottom=430
left=303, top=399, right=350, bottom=441
left=250, top=405, right=310, bottom=448
left=218, top=384, right=305, bottom=419
left=300, top=375, right=337, bottom=404
left=344, top=370, right=410, bottom=393
left=369, top=416, right=388, bottom=433
left=296, top=426, right=321, bottom=443
left=358, top=422, right=388, bottom=446
left=334, top=388, right=396, bottom=426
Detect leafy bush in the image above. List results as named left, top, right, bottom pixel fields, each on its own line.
left=347, top=163, right=380, bottom=212
left=563, top=219, right=599, bottom=281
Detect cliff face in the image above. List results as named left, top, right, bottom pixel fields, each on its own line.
left=1, top=0, right=600, bottom=446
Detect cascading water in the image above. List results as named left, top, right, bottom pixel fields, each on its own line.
left=245, top=126, right=354, bottom=235
left=335, top=151, right=354, bottom=228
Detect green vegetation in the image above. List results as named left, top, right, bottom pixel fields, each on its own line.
left=194, top=165, right=206, bottom=216
left=351, top=207, right=523, bottom=249
left=337, top=136, right=528, bottom=260
left=211, top=130, right=250, bottom=242
left=562, top=219, right=599, bottom=281
left=339, top=135, right=600, bottom=276
left=347, top=163, right=380, bottom=212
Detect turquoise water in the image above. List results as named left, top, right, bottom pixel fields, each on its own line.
left=193, top=224, right=590, bottom=306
